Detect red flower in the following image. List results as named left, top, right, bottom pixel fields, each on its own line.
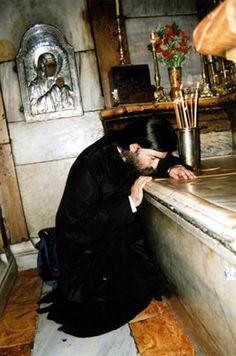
left=166, top=34, right=174, bottom=41
left=167, top=28, right=174, bottom=36
left=182, top=35, right=190, bottom=40
left=162, top=50, right=171, bottom=57
left=155, top=46, right=162, bottom=53
left=167, top=54, right=174, bottom=60
left=179, top=47, right=188, bottom=53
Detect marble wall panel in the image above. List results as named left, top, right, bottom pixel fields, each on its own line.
left=0, top=0, right=94, bottom=53
left=16, top=158, right=75, bottom=237
left=143, top=201, right=236, bottom=355
left=125, top=16, right=201, bottom=90
left=0, top=61, right=24, bottom=123
left=9, top=112, right=104, bottom=165
left=200, top=131, right=233, bottom=157
left=77, top=51, right=104, bottom=111
left=122, top=0, right=197, bottom=17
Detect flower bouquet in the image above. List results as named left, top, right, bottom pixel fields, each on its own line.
left=150, top=22, right=191, bottom=68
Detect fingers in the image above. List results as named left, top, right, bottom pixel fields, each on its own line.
left=130, top=176, right=152, bottom=207
left=135, top=176, right=152, bottom=188
left=169, top=165, right=196, bottom=180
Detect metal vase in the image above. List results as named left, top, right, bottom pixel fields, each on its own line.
left=177, top=127, right=200, bottom=173
left=168, top=67, right=182, bottom=101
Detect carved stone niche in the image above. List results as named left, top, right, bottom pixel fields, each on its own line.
left=17, top=24, right=83, bottom=122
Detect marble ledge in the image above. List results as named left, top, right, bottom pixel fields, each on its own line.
left=144, top=165, right=236, bottom=255
left=10, top=238, right=38, bottom=271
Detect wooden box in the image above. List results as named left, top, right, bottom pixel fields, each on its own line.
left=109, top=64, right=154, bottom=106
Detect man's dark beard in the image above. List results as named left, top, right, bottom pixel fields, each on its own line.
left=123, top=150, right=156, bottom=176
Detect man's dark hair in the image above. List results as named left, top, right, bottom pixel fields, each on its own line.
left=110, top=117, right=176, bottom=152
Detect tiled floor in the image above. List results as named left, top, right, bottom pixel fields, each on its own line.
left=0, top=269, right=196, bottom=355
left=0, top=269, right=42, bottom=356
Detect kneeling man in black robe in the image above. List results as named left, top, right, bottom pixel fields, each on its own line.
left=43, top=117, right=195, bottom=337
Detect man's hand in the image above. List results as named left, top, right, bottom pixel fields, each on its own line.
left=130, top=176, right=152, bottom=207
left=168, top=165, right=196, bottom=180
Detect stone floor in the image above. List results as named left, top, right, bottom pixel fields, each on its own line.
left=0, top=269, right=196, bottom=355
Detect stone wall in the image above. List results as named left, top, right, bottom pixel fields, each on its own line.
left=122, top=0, right=201, bottom=90
left=0, top=0, right=104, bottom=237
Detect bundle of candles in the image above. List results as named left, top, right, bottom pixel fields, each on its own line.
left=173, top=83, right=200, bottom=129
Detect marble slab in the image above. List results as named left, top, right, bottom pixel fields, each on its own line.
left=32, top=313, right=138, bottom=356
left=16, top=158, right=75, bottom=237
left=145, top=155, right=236, bottom=245
left=0, top=0, right=94, bottom=54
left=143, top=201, right=236, bottom=355
left=122, top=0, right=197, bottom=17
left=9, top=112, right=104, bottom=165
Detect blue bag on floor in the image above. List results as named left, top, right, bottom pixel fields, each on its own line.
left=35, top=227, right=60, bottom=281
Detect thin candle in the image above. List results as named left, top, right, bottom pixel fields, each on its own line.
left=185, top=94, right=191, bottom=128
left=179, top=84, right=184, bottom=101
left=150, top=31, right=155, bottom=41
left=190, top=93, right=194, bottom=127
left=115, top=0, right=120, bottom=16
left=177, top=99, right=184, bottom=129
left=180, top=97, right=189, bottom=128
left=173, top=100, right=181, bottom=129
left=194, top=82, right=199, bottom=127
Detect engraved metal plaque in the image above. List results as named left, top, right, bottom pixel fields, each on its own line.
left=17, top=24, right=83, bottom=122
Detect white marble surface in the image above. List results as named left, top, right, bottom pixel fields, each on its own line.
left=10, top=239, right=38, bottom=271
left=145, top=156, right=236, bottom=244
left=16, top=158, right=75, bottom=237
left=0, top=61, right=24, bottom=123
left=123, top=0, right=197, bottom=16
left=9, top=112, right=104, bottom=165
left=143, top=184, right=236, bottom=355
left=200, top=131, right=232, bottom=157
left=33, top=310, right=138, bottom=356
left=0, top=0, right=94, bottom=53
left=78, top=51, right=104, bottom=112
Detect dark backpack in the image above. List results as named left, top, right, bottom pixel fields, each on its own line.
left=35, top=227, right=60, bottom=281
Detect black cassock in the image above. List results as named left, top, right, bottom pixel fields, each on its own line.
left=44, top=135, right=178, bottom=337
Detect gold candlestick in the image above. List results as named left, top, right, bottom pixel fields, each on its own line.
left=115, top=0, right=125, bottom=65
left=200, top=54, right=214, bottom=97
left=150, top=33, right=165, bottom=101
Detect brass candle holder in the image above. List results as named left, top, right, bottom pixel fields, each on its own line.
left=150, top=32, right=165, bottom=101
left=115, top=0, right=125, bottom=65
left=200, top=54, right=214, bottom=97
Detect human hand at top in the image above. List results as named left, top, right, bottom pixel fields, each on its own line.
left=130, top=176, right=152, bottom=207
left=168, top=165, right=196, bottom=180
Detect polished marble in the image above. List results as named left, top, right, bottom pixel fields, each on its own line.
left=130, top=300, right=196, bottom=356
left=144, top=202, right=236, bottom=355
left=143, top=156, right=236, bottom=355
left=33, top=297, right=196, bottom=356
left=130, top=300, right=195, bottom=356
left=33, top=314, right=138, bottom=356
left=0, top=269, right=196, bottom=356
left=145, top=156, right=236, bottom=244
left=0, top=269, right=42, bottom=354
